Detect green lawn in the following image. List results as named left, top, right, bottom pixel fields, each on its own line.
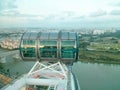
left=88, top=43, right=120, bottom=51
left=79, top=49, right=120, bottom=63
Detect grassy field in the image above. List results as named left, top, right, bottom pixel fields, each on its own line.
left=79, top=49, right=120, bottom=63
left=88, top=43, right=120, bottom=51
left=79, top=49, right=120, bottom=64
left=79, top=32, right=120, bottom=64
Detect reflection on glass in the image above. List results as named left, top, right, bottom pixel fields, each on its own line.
left=39, top=40, right=57, bottom=58
left=21, top=40, right=36, bottom=58
left=61, top=41, right=75, bottom=58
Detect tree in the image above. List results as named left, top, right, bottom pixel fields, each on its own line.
left=79, top=41, right=89, bottom=50
left=0, top=63, right=3, bottom=70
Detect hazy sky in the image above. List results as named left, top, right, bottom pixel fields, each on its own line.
left=0, top=0, right=120, bottom=28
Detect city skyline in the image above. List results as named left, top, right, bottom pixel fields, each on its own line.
left=0, top=0, right=120, bottom=28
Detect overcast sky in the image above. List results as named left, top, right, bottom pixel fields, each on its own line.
left=0, top=0, right=120, bottom=28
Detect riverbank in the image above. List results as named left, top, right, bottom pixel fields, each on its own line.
left=79, top=50, right=120, bottom=64
left=0, top=47, right=18, bottom=51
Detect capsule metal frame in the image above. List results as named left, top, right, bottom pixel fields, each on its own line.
left=20, top=31, right=79, bottom=64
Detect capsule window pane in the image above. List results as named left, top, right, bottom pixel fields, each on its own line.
left=29, top=40, right=35, bottom=45
left=23, top=33, right=30, bottom=39
left=61, top=32, right=68, bottom=39
left=21, top=40, right=36, bottom=58
left=61, top=41, right=75, bottom=58
left=22, top=47, right=36, bottom=57
left=39, top=40, right=57, bottom=58
left=40, top=33, right=49, bottom=39
left=30, top=32, right=38, bottom=39
left=23, top=40, right=26, bottom=45
left=69, top=32, right=76, bottom=39
left=40, top=41, right=56, bottom=46
left=62, top=41, right=75, bottom=46
left=49, top=32, right=58, bottom=39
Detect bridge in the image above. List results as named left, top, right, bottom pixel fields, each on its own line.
left=0, top=50, right=19, bottom=63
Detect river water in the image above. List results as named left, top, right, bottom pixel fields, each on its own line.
left=73, top=62, right=120, bottom=90
left=1, top=49, right=120, bottom=90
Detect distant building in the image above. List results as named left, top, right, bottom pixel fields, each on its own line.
left=93, top=30, right=105, bottom=35
left=92, top=29, right=116, bottom=35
